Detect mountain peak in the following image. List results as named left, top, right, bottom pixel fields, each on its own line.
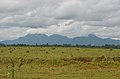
left=50, top=34, right=68, bottom=38
left=25, top=34, right=48, bottom=38
left=88, top=34, right=97, bottom=38
left=50, top=34, right=62, bottom=37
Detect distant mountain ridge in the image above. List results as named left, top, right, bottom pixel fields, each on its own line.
left=1, top=34, right=120, bottom=45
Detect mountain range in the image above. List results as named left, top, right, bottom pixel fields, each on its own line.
left=1, top=34, right=120, bottom=46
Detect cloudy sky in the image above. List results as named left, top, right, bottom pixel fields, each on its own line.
left=0, top=0, right=120, bottom=40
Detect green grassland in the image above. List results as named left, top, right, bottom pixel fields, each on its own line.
left=0, top=47, right=120, bottom=79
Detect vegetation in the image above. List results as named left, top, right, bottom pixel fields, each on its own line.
left=0, top=47, right=120, bottom=79
left=1, top=44, right=120, bottom=49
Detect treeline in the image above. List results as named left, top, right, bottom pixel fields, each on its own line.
left=0, top=43, right=120, bottom=49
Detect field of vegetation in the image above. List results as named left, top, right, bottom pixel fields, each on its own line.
left=0, top=47, right=120, bottom=79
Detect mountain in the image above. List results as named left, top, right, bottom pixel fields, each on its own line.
left=1, top=34, right=71, bottom=45
left=0, top=43, right=5, bottom=45
left=1, top=34, right=120, bottom=45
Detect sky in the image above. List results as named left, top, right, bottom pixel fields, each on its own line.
left=0, top=0, right=120, bottom=40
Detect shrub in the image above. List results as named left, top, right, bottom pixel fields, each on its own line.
left=26, top=50, right=30, bottom=53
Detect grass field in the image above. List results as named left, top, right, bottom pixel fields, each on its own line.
left=0, top=47, right=120, bottom=79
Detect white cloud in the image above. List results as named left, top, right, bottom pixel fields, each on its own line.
left=0, top=27, right=28, bottom=40
left=0, top=0, right=120, bottom=40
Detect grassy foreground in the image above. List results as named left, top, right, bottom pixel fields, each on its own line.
left=0, top=47, right=120, bottom=79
